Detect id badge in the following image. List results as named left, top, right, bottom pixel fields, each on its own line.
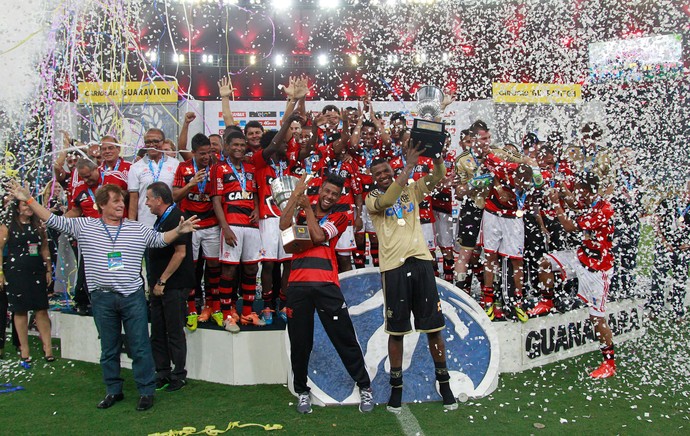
left=107, top=252, right=124, bottom=271
left=28, top=243, right=39, bottom=256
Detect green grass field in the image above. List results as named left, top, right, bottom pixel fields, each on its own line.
left=1, top=315, right=689, bottom=435
left=3, top=222, right=688, bottom=435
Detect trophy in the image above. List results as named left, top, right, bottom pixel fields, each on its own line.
left=270, top=175, right=314, bottom=254
left=412, top=85, right=446, bottom=158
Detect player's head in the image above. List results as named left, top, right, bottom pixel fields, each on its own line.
left=470, top=120, right=491, bottom=156
left=244, top=121, right=264, bottom=150
left=260, top=130, right=287, bottom=158
left=514, top=164, right=534, bottom=191
left=370, top=157, right=394, bottom=191
left=191, top=133, right=212, bottom=167
left=321, top=104, right=341, bottom=131
left=223, top=131, right=247, bottom=161
left=360, top=120, right=378, bottom=149
left=389, top=112, right=407, bottom=140
left=76, top=158, right=100, bottom=187
left=581, top=122, right=603, bottom=149
left=459, top=128, right=473, bottom=151
left=537, top=143, right=557, bottom=168
left=319, top=173, right=344, bottom=212
left=100, top=135, right=120, bottom=163
left=573, top=172, right=600, bottom=205
left=208, top=134, right=222, bottom=155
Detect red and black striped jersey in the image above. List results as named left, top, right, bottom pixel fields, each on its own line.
left=390, top=155, right=435, bottom=224
left=314, top=158, right=362, bottom=214
left=351, top=147, right=382, bottom=198
left=431, top=150, right=456, bottom=214
left=210, top=160, right=258, bottom=228
left=173, top=159, right=218, bottom=228
left=288, top=209, right=349, bottom=286
left=576, top=199, right=614, bottom=271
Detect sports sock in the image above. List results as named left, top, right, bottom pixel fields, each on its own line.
left=353, top=250, right=366, bottom=269
left=601, top=344, right=615, bottom=363
left=435, top=362, right=456, bottom=405
left=443, top=258, right=454, bottom=282
left=388, top=367, right=403, bottom=408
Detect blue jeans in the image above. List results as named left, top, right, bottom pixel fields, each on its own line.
left=91, top=288, right=155, bottom=396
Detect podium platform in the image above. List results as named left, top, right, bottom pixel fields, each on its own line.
left=54, top=313, right=289, bottom=385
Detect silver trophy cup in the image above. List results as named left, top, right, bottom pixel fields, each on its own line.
left=416, top=85, right=444, bottom=120
left=269, top=175, right=313, bottom=253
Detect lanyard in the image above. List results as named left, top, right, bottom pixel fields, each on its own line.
left=363, top=148, right=374, bottom=169
left=192, top=158, right=209, bottom=193
left=229, top=161, right=247, bottom=191
left=305, top=155, right=318, bottom=175
left=270, top=159, right=285, bottom=178
left=319, top=213, right=331, bottom=226
left=678, top=202, right=690, bottom=219
left=330, top=160, right=342, bottom=176
left=148, top=156, right=166, bottom=182
left=100, top=218, right=123, bottom=249
left=101, top=159, right=121, bottom=184
left=154, top=204, right=175, bottom=231
left=87, top=187, right=97, bottom=205
left=591, top=197, right=600, bottom=209
left=514, top=189, right=527, bottom=211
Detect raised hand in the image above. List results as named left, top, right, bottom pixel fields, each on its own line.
left=184, top=112, right=196, bottom=124
left=8, top=180, right=31, bottom=202
left=440, top=93, right=456, bottom=111
left=176, top=215, right=200, bottom=234
left=283, top=76, right=296, bottom=99
left=218, top=75, right=236, bottom=99
left=294, top=75, right=309, bottom=99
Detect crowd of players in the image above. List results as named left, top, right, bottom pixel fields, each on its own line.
left=41, top=76, right=688, bottom=341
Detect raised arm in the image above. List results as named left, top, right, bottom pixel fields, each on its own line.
left=9, top=181, right=53, bottom=222
left=177, top=112, right=196, bottom=161
left=218, top=75, right=236, bottom=128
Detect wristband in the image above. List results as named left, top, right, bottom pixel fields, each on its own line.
left=26, top=197, right=35, bottom=205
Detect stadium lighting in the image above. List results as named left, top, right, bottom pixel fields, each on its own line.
left=350, top=54, right=358, bottom=66
left=319, top=0, right=340, bottom=10
left=201, top=54, right=214, bottom=64
left=271, top=0, right=291, bottom=10
left=386, top=54, right=399, bottom=64
left=317, top=54, right=329, bottom=66
left=146, top=51, right=157, bottom=62
left=442, top=52, right=450, bottom=62
left=173, top=53, right=185, bottom=63
left=249, top=54, right=257, bottom=65
left=274, top=54, right=285, bottom=67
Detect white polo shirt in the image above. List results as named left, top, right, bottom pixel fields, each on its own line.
left=128, top=155, right=179, bottom=228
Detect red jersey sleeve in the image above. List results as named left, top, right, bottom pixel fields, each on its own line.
left=173, top=164, right=186, bottom=188
left=322, top=211, right=350, bottom=240
left=576, top=201, right=614, bottom=230
left=209, top=163, right=222, bottom=197
left=485, top=153, right=518, bottom=184
left=252, top=150, right=268, bottom=169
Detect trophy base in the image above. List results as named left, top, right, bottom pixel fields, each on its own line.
left=281, top=225, right=313, bottom=254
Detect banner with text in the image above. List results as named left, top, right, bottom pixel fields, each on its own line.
left=78, top=81, right=179, bottom=105
left=492, top=83, right=582, bottom=104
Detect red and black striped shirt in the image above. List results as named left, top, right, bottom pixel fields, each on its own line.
left=173, top=159, right=218, bottom=229
left=210, top=160, right=258, bottom=228
left=288, top=210, right=349, bottom=286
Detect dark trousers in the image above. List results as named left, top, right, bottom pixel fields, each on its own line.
left=150, top=287, right=188, bottom=382
left=610, top=210, right=641, bottom=299
left=90, top=288, right=155, bottom=396
left=650, top=244, right=690, bottom=318
left=74, top=252, right=89, bottom=307
left=0, top=290, right=7, bottom=350
left=286, top=283, right=370, bottom=394
left=523, top=214, right=547, bottom=297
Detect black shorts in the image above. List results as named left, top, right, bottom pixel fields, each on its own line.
left=456, top=201, right=483, bottom=249
left=382, top=257, right=445, bottom=335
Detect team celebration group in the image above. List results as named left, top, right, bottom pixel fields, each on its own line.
left=1, top=75, right=688, bottom=413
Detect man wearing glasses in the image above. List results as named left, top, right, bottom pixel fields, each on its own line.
left=128, top=128, right=180, bottom=228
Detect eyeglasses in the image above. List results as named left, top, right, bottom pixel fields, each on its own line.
left=144, top=139, right=163, bottom=145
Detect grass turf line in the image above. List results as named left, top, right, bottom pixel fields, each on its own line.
left=2, top=316, right=689, bottom=435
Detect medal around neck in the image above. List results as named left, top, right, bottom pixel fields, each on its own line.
left=270, top=175, right=314, bottom=254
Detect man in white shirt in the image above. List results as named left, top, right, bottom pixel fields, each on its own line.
left=128, top=128, right=180, bottom=228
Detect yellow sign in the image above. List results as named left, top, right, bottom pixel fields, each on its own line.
left=78, top=81, right=179, bottom=104
left=492, top=83, right=582, bottom=104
